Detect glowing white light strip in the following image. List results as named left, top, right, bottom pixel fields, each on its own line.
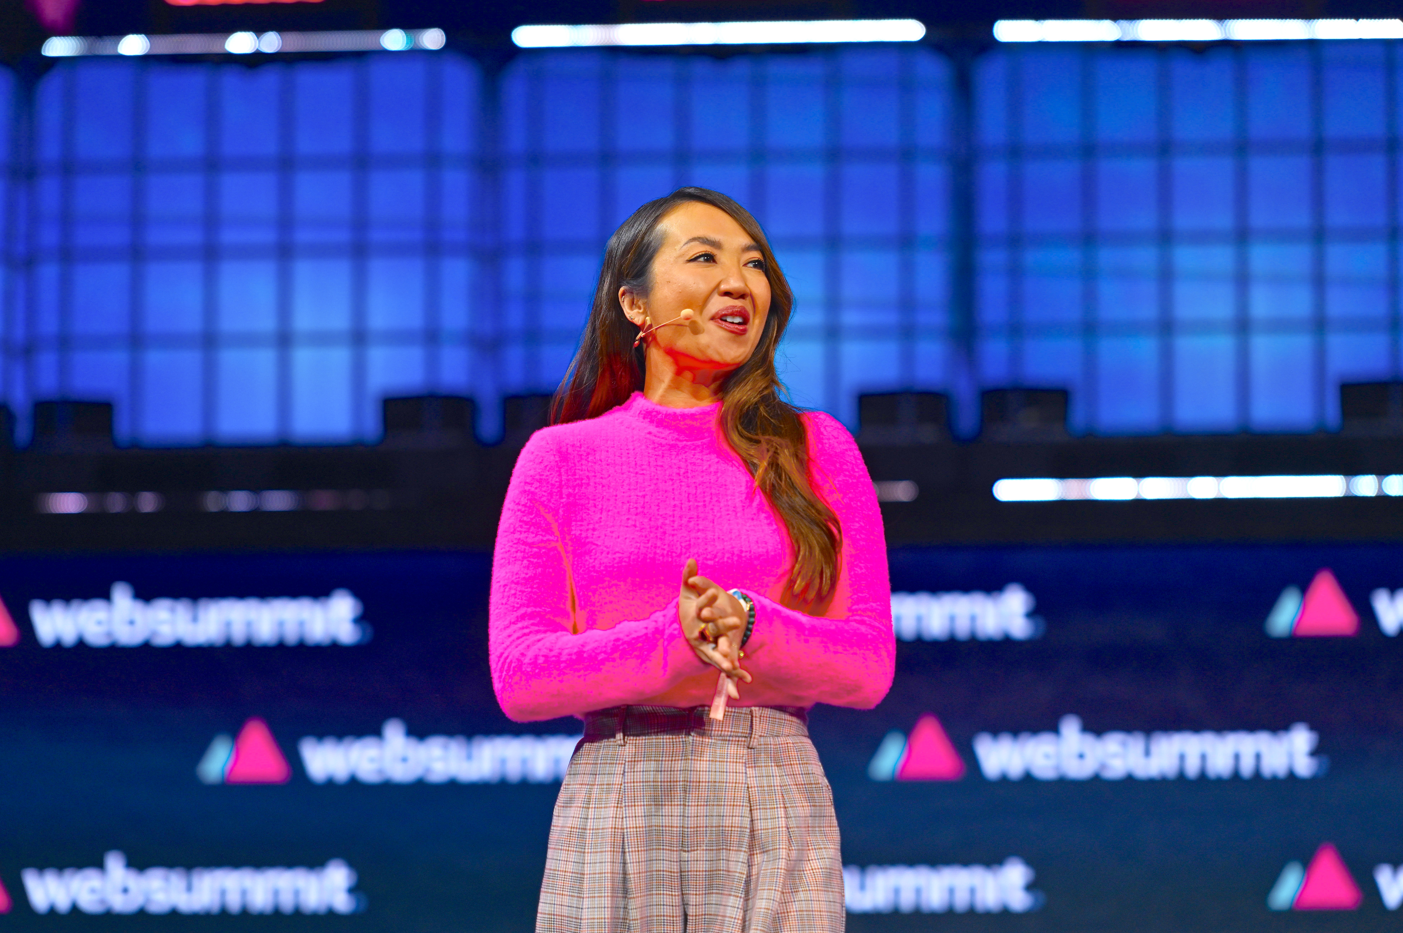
left=34, top=488, right=387, bottom=514
left=510, top=19, right=926, bottom=48
left=992, top=474, right=1403, bottom=502
left=41, top=28, right=446, bottom=57
left=993, top=18, right=1403, bottom=42
left=873, top=480, right=920, bottom=503
left=36, top=492, right=165, bottom=514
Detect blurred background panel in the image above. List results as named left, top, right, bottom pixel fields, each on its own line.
left=5, top=36, right=1398, bottom=444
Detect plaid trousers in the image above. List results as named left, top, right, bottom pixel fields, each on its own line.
left=537, top=705, right=844, bottom=933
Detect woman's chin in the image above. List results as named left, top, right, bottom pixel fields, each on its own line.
left=669, top=350, right=751, bottom=374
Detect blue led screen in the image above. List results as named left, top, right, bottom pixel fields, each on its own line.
left=978, top=43, right=1403, bottom=434
left=2, top=544, right=1402, bottom=928
left=0, top=44, right=1400, bottom=444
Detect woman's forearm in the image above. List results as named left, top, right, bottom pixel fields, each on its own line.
left=489, top=596, right=705, bottom=721
left=737, top=594, right=894, bottom=708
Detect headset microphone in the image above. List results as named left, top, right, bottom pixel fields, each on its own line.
left=634, top=308, right=706, bottom=348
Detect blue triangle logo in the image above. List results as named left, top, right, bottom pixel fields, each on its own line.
left=196, top=733, right=234, bottom=785
left=868, top=731, right=907, bottom=781
left=1267, top=860, right=1305, bottom=910
left=1265, top=586, right=1303, bottom=638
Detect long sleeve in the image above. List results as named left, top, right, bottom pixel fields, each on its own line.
left=738, top=412, right=895, bottom=709
left=488, top=431, right=706, bottom=722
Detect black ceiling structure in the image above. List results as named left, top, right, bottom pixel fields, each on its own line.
left=6, top=0, right=1403, bottom=65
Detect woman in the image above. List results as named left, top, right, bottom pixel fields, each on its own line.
left=489, top=187, right=895, bottom=932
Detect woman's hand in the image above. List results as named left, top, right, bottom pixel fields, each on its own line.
left=678, top=558, right=752, bottom=686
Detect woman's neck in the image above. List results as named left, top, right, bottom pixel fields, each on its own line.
left=641, top=353, right=732, bottom=408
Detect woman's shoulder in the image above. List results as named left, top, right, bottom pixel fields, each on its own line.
left=515, top=419, right=585, bottom=461
left=515, top=404, right=634, bottom=460
left=798, top=409, right=873, bottom=499
left=799, top=408, right=859, bottom=456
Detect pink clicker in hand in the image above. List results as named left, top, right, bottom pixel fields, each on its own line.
left=710, top=671, right=730, bottom=720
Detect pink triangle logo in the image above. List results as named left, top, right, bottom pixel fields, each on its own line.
left=0, top=872, right=11, bottom=914
left=1292, top=570, right=1359, bottom=637
left=223, top=718, right=291, bottom=784
left=0, top=595, right=19, bottom=647
left=896, top=714, right=966, bottom=781
left=1292, top=843, right=1362, bottom=910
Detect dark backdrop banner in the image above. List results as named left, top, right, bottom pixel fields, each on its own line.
left=1, top=545, right=1400, bottom=931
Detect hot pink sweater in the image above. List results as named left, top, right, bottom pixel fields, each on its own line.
left=489, top=392, right=895, bottom=722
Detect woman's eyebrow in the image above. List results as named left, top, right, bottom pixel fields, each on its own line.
left=678, top=235, right=762, bottom=253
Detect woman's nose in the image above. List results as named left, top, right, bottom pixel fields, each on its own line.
left=716, top=261, right=750, bottom=298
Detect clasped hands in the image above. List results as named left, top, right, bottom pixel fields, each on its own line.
left=678, top=557, right=752, bottom=701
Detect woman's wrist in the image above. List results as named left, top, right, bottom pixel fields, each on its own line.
left=727, top=589, right=756, bottom=648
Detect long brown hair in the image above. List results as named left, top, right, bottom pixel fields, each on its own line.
left=550, top=187, right=841, bottom=603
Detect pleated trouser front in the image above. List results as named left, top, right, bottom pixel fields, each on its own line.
left=537, top=705, right=844, bottom=933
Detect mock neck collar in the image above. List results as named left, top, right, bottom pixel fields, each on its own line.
left=617, top=391, right=723, bottom=441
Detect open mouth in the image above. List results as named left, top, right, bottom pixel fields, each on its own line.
left=713, top=307, right=750, bottom=333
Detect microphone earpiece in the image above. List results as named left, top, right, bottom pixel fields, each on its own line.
left=634, top=309, right=703, bottom=348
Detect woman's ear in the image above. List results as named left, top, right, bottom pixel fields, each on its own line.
left=618, top=287, right=646, bottom=327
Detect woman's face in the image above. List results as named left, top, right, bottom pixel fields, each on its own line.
left=624, top=201, right=773, bottom=373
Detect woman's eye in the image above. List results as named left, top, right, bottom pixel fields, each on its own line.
left=746, top=258, right=766, bottom=270
left=689, top=252, right=716, bottom=263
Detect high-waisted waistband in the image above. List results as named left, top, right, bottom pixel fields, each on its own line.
left=582, top=705, right=809, bottom=744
